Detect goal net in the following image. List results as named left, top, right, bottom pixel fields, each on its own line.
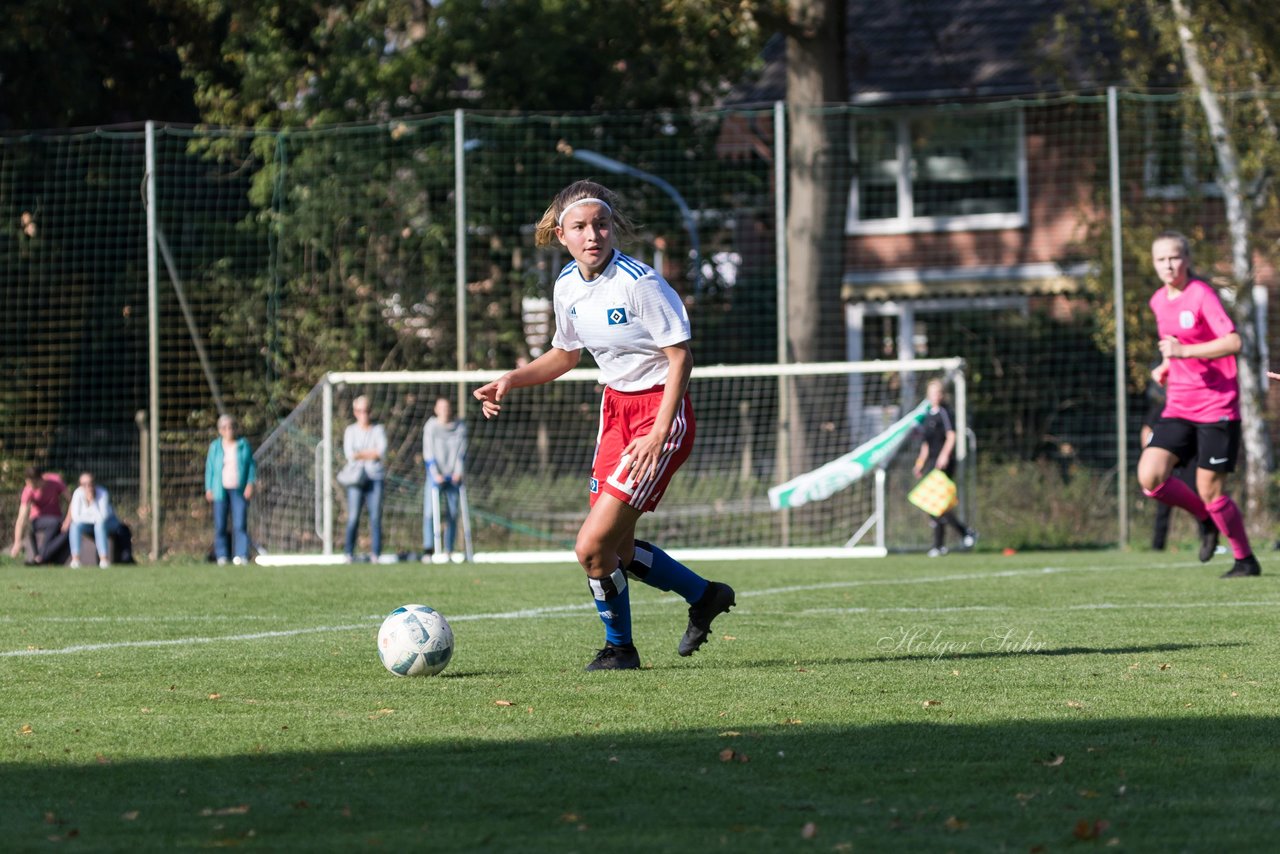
left=251, top=359, right=967, bottom=563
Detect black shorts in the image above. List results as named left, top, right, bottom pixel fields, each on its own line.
left=1147, top=418, right=1241, bottom=472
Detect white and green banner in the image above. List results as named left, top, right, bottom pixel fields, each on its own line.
left=768, top=399, right=928, bottom=510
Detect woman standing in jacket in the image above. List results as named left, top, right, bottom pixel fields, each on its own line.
left=205, top=414, right=257, bottom=566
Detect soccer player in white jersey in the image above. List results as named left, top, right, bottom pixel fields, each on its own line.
left=473, top=180, right=735, bottom=670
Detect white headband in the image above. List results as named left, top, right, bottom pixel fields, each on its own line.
left=557, top=197, right=612, bottom=227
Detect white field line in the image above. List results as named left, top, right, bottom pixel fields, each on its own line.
left=802, top=601, right=1280, bottom=616
left=0, top=559, right=1262, bottom=658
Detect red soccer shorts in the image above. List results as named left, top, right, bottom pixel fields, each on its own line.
left=589, top=385, right=695, bottom=513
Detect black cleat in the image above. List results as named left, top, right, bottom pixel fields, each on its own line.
left=1220, top=554, right=1261, bottom=578
left=678, top=582, right=736, bottom=657
left=1198, top=517, right=1220, bottom=563
left=585, top=642, right=641, bottom=671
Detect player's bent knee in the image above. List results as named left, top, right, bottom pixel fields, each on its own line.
left=575, top=539, right=614, bottom=577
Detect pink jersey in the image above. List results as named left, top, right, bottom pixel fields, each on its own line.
left=20, top=473, right=66, bottom=519
left=1148, top=279, right=1239, bottom=422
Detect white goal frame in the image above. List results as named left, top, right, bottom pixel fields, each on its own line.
left=255, top=358, right=966, bottom=566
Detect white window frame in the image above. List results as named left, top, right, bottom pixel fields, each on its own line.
left=846, top=109, right=1028, bottom=235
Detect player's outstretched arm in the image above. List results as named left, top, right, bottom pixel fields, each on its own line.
left=473, top=347, right=581, bottom=420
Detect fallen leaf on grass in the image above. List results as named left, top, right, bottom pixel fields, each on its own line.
left=494, top=700, right=514, bottom=707
left=207, top=693, right=221, bottom=700
left=1037, top=754, right=1065, bottom=767
left=1073, top=819, right=1110, bottom=840
left=1066, top=701, right=1084, bottom=709
left=19, top=724, right=33, bottom=735
left=368, top=708, right=395, bottom=719
left=944, top=815, right=968, bottom=831
left=783, top=718, right=803, bottom=725
left=719, top=731, right=741, bottom=737
left=1158, top=663, right=1172, bottom=671
left=718, top=748, right=750, bottom=763
left=921, top=700, right=942, bottom=708
left=121, top=811, right=139, bottom=821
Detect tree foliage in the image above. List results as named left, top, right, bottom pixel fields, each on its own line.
left=0, top=0, right=199, bottom=129
left=158, top=1, right=774, bottom=414
left=176, top=0, right=770, bottom=126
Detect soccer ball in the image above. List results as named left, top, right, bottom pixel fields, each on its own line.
left=377, top=604, right=454, bottom=677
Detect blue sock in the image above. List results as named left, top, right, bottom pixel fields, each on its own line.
left=588, top=566, right=632, bottom=646
left=628, top=540, right=709, bottom=605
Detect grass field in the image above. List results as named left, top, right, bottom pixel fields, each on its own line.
left=2, top=549, right=1277, bottom=851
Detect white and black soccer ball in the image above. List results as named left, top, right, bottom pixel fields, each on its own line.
left=377, top=604, right=454, bottom=677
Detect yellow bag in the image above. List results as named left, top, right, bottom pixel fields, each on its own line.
left=908, top=469, right=958, bottom=516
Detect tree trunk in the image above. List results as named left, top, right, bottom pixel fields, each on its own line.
left=784, top=0, right=847, bottom=474
left=1172, top=0, right=1274, bottom=530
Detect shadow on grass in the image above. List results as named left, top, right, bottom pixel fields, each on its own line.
left=3, top=717, right=1277, bottom=852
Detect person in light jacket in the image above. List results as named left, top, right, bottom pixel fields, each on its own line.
left=423, top=395, right=467, bottom=563
left=343, top=395, right=388, bottom=562
left=63, top=471, right=121, bottom=568
left=205, top=414, right=257, bottom=566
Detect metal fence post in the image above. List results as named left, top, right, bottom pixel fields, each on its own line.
left=774, top=100, right=790, bottom=546
left=322, top=376, right=334, bottom=555
left=1108, top=86, right=1129, bottom=548
left=145, top=120, right=161, bottom=559
left=454, top=109, right=468, bottom=409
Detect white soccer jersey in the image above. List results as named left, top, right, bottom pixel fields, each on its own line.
left=551, top=250, right=691, bottom=391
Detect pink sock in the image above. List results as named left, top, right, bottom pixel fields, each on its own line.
left=1144, top=477, right=1208, bottom=521
left=1206, top=495, right=1252, bottom=559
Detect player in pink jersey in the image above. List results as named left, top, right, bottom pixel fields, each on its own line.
left=473, top=181, right=735, bottom=670
left=1137, top=231, right=1259, bottom=577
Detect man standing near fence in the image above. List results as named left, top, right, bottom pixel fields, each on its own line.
left=423, top=396, right=467, bottom=564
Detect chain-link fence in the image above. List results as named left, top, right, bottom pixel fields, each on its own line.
left=3, top=92, right=1277, bottom=556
